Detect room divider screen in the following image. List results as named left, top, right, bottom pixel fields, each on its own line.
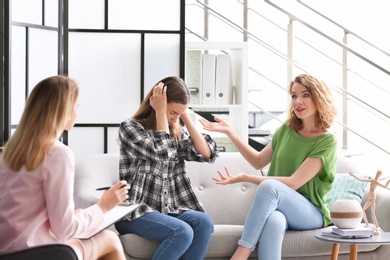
left=2, top=0, right=184, bottom=162
left=3, top=0, right=61, bottom=146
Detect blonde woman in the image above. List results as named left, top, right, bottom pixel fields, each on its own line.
left=201, top=74, right=338, bottom=260
left=0, top=75, right=129, bottom=260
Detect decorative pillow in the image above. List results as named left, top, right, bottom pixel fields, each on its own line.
left=326, top=174, right=370, bottom=209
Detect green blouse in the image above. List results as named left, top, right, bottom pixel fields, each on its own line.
left=268, top=123, right=338, bottom=227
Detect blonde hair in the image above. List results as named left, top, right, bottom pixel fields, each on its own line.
left=132, top=76, right=190, bottom=142
left=287, top=74, right=337, bottom=131
left=2, top=75, right=79, bottom=171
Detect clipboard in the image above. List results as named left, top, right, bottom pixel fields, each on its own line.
left=77, top=203, right=141, bottom=239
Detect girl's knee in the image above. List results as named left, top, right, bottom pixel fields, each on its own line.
left=173, top=221, right=194, bottom=245
left=265, top=211, right=287, bottom=231
left=197, top=213, right=214, bottom=234
left=258, top=179, right=278, bottom=189
left=256, top=179, right=279, bottom=196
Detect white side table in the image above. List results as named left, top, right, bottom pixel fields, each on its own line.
left=315, top=231, right=390, bottom=260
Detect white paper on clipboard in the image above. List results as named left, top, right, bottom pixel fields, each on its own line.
left=77, top=203, right=141, bottom=239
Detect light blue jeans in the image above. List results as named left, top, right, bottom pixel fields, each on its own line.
left=115, top=210, right=213, bottom=260
left=239, top=179, right=324, bottom=260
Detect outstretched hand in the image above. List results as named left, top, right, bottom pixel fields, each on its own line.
left=213, top=167, right=240, bottom=185
left=199, top=116, right=231, bottom=135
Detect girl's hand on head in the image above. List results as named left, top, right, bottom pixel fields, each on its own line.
left=97, top=180, right=130, bottom=213
left=199, top=116, right=231, bottom=135
left=150, top=82, right=167, bottom=112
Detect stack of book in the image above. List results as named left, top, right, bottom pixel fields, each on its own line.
left=321, top=225, right=374, bottom=239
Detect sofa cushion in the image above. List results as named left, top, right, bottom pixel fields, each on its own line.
left=119, top=225, right=258, bottom=259
left=186, top=153, right=261, bottom=225
left=326, top=174, right=370, bottom=209
left=120, top=234, right=158, bottom=259
left=119, top=225, right=380, bottom=259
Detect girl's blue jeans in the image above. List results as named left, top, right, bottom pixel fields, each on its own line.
left=115, top=210, right=214, bottom=260
left=240, top=179, right=324, bottom=260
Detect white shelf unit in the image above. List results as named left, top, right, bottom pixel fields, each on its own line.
left=185, top=41, right=248, bottom=145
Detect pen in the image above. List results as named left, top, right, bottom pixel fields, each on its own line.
left=96, top=186, right=111, bottom=191
left=96, top=184, right=127, bottom=191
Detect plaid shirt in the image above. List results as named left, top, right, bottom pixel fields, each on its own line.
left=118, top=119, right=219, bottom=221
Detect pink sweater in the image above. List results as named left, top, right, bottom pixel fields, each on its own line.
left=0, top=141, right=103, bottom=251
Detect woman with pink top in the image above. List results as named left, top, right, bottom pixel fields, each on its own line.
left=0, top=75, right=128, bottom=259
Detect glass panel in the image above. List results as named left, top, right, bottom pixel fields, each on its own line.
left=108, top=0, right=180, bottom=30
left=185, top=1, right=204, bottom=39
left=107, top=127, right=120, bottom=154
left=44, top=0, right=59, bottom=27
left=69, top=0, right=105, bottom=29
left=247, top=38, right=286, bottom=89
left=144, top=34, right=180, bottom=98
left=11, top=0, right=42, bottom=24
left=67, top=127, right=104, bottom=162
left=209, top=15, right=242, bottom=42
left=68, top=32, right=141, bottom=123
left=28, top=28, right=59, bottom=91
left=11, top=26, right=27, bottom=125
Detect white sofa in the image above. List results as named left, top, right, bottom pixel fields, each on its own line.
left=74, top=152, right=390, bottom=259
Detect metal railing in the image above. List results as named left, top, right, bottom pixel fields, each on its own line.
left=185, top=0, right=390, bottom=156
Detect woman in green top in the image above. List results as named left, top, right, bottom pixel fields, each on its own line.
left=200, top=74, right=338, bottom=260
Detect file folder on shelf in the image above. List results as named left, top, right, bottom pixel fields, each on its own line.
left=215, top=54, right=233, bottom=105
left=185, top=50, right=202, bottom=104
left=202, top=53, right=216, bottom=105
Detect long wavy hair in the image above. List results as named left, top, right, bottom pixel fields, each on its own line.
left=132, top=76, right=190, bottom=142
left=2, top=75, right=79, bottom=171
left=287, top=74, right=337, bottom=132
